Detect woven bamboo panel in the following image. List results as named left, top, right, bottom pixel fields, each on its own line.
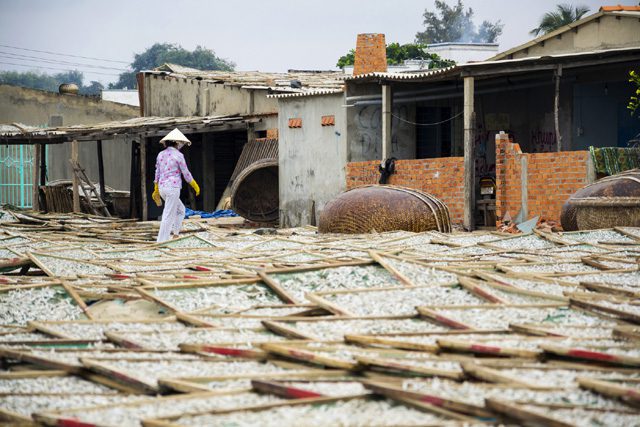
left=318, top=185, right=451, bottom=234
left=231, top=158, right=278, bottom=223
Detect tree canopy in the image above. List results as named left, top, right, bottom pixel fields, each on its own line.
left=0, top=69, right=104, bottom=95
left=629, top=70, right=640, bottom=117
left=415, top=0, right=503, bottom=44
left=336, top=42, right=456, bottom=69
left=110, top=43, right=235, bottom=89
left=530, top=4, right=590, bottom=36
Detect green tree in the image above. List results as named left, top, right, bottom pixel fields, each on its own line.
left=530, top=4, right=590, bottom=36
left=80, top=81, right=104, bottom=96
left=629, top=70, right=640, bottom=117
left=110, top=43, right=235, bottom=89
left=336, top=42, right=456, bottom=69
left=415, top=0, right=503, bottom=44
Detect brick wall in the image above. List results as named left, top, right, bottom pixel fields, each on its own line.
left=495, top=132, right=590, bottom=224
left=346, top=158, right=465, bottom=223
left=345, top=136, right=590, bottom=228
left=353, top=33, right=387, bottom=75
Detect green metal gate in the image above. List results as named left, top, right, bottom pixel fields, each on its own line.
left=0, top=145, right=35, bottom=207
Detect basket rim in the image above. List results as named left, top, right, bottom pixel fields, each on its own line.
left=570, top=196, right=640, bottom=207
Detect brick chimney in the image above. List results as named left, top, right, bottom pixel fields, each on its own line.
left=353, top=33, right=387, bottom=75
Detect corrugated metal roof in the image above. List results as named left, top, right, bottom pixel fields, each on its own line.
left=343, top=65, right=459, bottom=82
left=267, top=89, right=344, bottom=99
left=147, top=64, right=345, bottom=91
left=344, top=47, right=640, bottom=83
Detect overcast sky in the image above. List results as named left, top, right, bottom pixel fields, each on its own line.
left=0, top=0, right=636, bottom=85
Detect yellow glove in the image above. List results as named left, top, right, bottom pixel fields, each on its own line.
left=189, top=179, right=200, bottom=196
left=152, top=182, right=162, bottom=207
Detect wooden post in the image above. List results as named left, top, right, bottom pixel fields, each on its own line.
left=140, top=135, right=148, bottom=221
left=40, top=144, right=46, bottom=186
left=381, top=84, right=392, bottom=160
left=31, top=143, right=40, bottom=211
left=554, top=65, right=563, bottom=152
left=96, top=140, right=106, bottom=200
left=463, top=77, right=475, bottom=231
left=71, top=140, right=80, bottom=212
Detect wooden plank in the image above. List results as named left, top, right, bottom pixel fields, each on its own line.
left=362, top=380, right=492, bottom=419
left=71, top=140, right=80, bottom=212
left=140, top=135, right=147, bottom=221
left=486, top=399, right=572, bottom=427
left=578, top=377, right=640, bottom=407
left=96, top=139, right=106, bottom=202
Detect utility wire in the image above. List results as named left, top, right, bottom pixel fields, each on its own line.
left=0, top=43, right=129, bottom=64
left=391, top=111, right=463, bottom=126
left=0, top=61, right=122, bottom=77
left=0, top=51, right=130, bottom=72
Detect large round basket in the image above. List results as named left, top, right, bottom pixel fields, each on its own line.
left=230, top=158, right=279, bottom=223
left=561, top=169, right=640, bottom=230
left=571, top=197, right=640, bottom=229
left=318, top=185, right=451, bottom=234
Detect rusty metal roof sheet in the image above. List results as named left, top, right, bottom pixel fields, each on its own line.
left=0, top=115, right=262, bottom=144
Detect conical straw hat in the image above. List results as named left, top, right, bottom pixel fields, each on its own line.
left=160, top=128, right=191, bottom=145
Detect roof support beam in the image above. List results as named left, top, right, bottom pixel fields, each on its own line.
left=71, top=140, right=80, bottom=213
left=140, top=135, right=148, bottom=222
left=554, top=65, right=563, bottom=152
left=381, top=84, right=392, bottom=161
left=463, top=76, right=475, bottom=231
left=97, top=140, right=106, bottom=202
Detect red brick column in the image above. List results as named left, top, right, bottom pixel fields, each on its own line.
left=353, top=34, right=387, bottom=75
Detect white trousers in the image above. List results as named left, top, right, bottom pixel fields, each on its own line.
left=157, top=186, right=185, bottom=243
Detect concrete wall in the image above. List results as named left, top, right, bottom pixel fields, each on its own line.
left=346, top=82, right=416, bottom=162
left=0, top=84, right=138, bottom=191
left=0, top=84, right=137, bottom=127
left=144, top=74, right=277, bottom=124
left=510, top=14, right=640, bottom=59
left=278, top=93, right=347, bottom=227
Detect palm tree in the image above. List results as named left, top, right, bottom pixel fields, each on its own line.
left=530, top=4, right=590, bottom=36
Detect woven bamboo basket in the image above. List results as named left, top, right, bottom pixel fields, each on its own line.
left=559, top=200, right=578, bottom=231
left=562, top=169, right=640, bottom=230
left=318, top=185, right=451, bottom=234
left=572, top=197, right=640, bottom=229
left=230, top=158, right=279, bottom=223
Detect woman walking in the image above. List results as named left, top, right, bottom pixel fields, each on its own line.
left=152, top=128, right=200, bottom=242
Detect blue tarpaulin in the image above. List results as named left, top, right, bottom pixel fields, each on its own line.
left=184, top=208, right=238, bottom=219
